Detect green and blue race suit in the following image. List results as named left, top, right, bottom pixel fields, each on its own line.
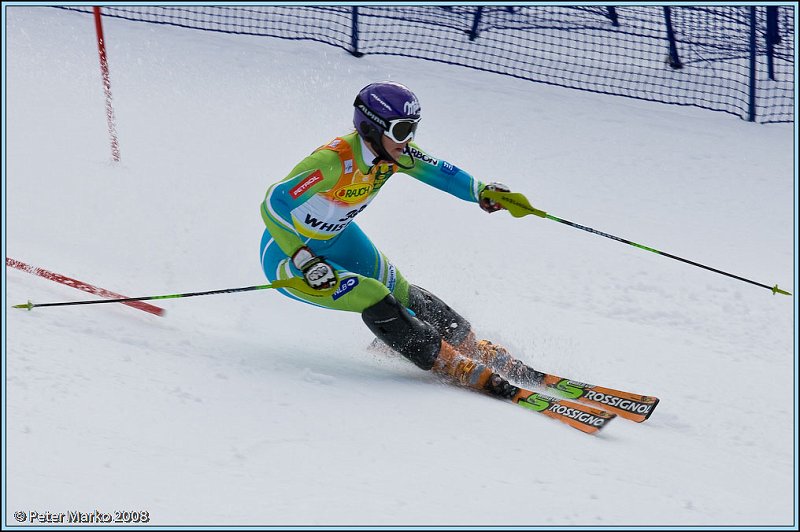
left=259, top=131, right=486, bottom=312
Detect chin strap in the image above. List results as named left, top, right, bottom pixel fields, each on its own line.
left=393, top=154, right=416, bottom=170
left=367, top=137, right=415, bottom=170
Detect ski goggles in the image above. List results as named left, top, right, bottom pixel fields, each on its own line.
left=383, top=118, right=420, bottom=144
left=354, top=95, right=420, bottom=144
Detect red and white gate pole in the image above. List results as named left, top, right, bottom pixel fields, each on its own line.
left=93, top=6, right=120, bottom=162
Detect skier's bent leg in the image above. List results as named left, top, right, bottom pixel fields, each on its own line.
left=406, top=285, right=472, bottom=346
left=405, top=284, right=539, bottom=386
left=361, top=294, right=441, bottom=370
left=362, top=295, right=519, bottom=399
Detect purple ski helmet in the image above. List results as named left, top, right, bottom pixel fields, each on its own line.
left=353, top=82, right=421, bottom=148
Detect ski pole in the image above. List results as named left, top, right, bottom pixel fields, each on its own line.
left=13, top=277, right=337, bottom=312
left=482, top=190, right=791, bottom=296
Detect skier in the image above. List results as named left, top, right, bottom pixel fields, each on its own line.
left=259, top=81, right=527, bottom=399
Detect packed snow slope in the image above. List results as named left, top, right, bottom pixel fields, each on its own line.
left=4, top=6, right=796, bottom=528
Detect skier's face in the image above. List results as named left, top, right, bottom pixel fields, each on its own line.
left=381, top=135, right=408, bottom=161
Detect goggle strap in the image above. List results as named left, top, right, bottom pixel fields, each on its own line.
left=354, top=96, right=389, bottom=129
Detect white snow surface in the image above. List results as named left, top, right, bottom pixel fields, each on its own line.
left=4, top=6, right=797, bottom=528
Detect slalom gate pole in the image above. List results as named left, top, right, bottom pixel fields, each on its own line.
left=482, top=190, right=791, bottom=296
left=93, top=6, right=120, bottom=162
left=13, top=278, right=336, bottom=312
left=7, top=257, right=165, bottom=316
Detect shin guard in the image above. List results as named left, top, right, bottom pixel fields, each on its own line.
left=362, top=294, right=442, bottom=370
left=407, top=285, right=471, bottom=345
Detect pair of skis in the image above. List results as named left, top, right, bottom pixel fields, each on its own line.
left=371, top=340, right=659, bottom=435
left=507, top=371, right=659, bottom=435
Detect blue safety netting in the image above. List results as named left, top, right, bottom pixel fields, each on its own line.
left=57, top=5, right=794, bottom=124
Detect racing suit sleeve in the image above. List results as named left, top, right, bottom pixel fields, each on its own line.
left=401, top=142, right=486, bottom=203
left=260, top=149, right=343, bottom=257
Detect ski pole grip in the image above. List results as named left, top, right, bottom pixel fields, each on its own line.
left=481, top=190, right=547, bottom=218
left=269, top=277, right=337, bottom=297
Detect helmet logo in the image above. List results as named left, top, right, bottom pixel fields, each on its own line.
left=404, top=99, right=420, bottom=116
left=356, top=103, right=388, bottom=129
left=370, top=94, right=393, bottom=112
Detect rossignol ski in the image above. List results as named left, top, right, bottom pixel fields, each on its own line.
left=536, top=373, right=658, bottom=423
left=510, top=387, right=616, bottom=434
left=475, top=340, right=659, bottom=423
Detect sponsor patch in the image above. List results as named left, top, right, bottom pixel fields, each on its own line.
left=373, top=164, right=393, bottom=191
left=441, top=161, right=459, bottom=175
left=332, top=277, right=359, bottom=300
left=303, top=213, right=351, bottom=233
left=344, top=159, right=354, bottom=174
left=407, top=147, right=439, bottom=166
left=386, top=263, right=397, bottom=291
left=334, top=183, right=373, bottom=204
left=290, top=170, right=324, bottom=199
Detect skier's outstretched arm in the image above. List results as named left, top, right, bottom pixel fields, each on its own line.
left=401, top=142, right=510, bottom=213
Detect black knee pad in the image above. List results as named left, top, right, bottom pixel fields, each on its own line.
left=362, top=294, right=441, bottom=370
left=407, top=285, right=471, bottom=345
